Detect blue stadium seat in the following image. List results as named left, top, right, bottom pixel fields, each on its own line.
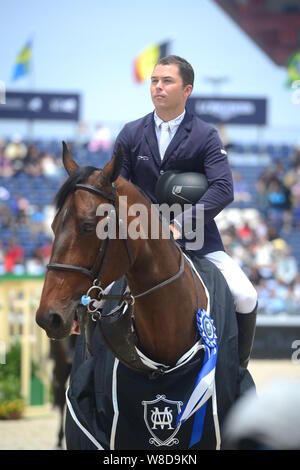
left=1, top=141, right=299, bottom=270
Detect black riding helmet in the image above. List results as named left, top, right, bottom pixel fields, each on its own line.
left=155, top=171, right=208, bottom=207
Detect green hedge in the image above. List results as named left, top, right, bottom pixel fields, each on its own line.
left=0, top=274, right=44, bottom=283
left=0, top=342, right=24, bottom=418
left=0, top=341, right=44, bottom=418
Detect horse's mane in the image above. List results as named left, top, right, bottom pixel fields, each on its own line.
left=54, top=165, right=164, bottom=225
left=54, top=166, right=98, bottom=210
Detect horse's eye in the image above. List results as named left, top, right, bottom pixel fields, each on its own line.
left=80, top=222, right=96, bottom=234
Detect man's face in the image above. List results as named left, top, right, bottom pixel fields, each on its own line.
left=150, top=64, right=192, bottom=113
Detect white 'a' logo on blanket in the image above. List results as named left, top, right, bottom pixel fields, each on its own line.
left=142, top=395, right=183, bottom=447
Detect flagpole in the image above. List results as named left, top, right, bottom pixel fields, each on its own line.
left=27, top=34, right=35, bottom=143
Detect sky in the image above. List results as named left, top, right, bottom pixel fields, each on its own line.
left=0, top=0, right=299, bottom=142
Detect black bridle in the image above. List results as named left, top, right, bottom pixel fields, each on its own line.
left=47, top=182, right=186, bottom=321
left=47, top=183, right=133, bottom=282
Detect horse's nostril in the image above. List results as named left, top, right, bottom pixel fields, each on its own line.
left=47, top=312, right=64, bottom=330
left=36, top=310, right=67, bottom=339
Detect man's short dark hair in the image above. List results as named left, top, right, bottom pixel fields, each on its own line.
left=156, top=55, right=194, bottom=88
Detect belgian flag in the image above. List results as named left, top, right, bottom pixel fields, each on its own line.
left=133, top=41, right=170, bottom=83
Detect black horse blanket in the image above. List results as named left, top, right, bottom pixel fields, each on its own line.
left=65, top=254, right=255, bottom=450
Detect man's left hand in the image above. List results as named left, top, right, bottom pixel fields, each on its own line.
left=169, top=224, right=181, bottom=240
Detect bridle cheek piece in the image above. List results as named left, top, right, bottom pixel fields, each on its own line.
left=47, top=182, right=134, bottom=318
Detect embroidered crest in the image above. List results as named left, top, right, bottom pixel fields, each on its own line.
left=137, top=155, right=150, bottom=160
left=142, top=395, right=183, bottom=447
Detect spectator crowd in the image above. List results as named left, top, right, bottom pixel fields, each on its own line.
left=0, top=133, right=299, bottom=316
left=222, top=218, right=300, bottom=315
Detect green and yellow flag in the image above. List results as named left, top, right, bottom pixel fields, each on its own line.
left=133, top=41, right=170, bottom=83
left=286, top=50, right=300, bottom=87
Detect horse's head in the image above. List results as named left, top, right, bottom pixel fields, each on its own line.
left=36, top=142, right=128, bottom=339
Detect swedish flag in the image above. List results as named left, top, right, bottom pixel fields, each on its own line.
left=11, top=39, right=32, bottom=81
left=286, top=50, right=300, bottom=87
left=133, top=41, right=170, bottom=83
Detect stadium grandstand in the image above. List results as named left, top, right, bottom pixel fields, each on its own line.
left=1, top=0, right=300, bottom=452
left=0, top=134, right=300, bottom=318
left=214, top=0, right=300, bottom=66
left=1, top=0, right=300, bottom=327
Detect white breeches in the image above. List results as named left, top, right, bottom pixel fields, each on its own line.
left=204, top=251, right=258, bottom=314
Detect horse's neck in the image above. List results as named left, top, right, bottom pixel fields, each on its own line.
left=127, top=237, right=181, bottom=299
left=118, top=179, right=204, bottom=366
left=126, top=237, right=200, bottom=366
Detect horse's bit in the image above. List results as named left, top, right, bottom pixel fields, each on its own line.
left=47, top=182, right=186, bottom=325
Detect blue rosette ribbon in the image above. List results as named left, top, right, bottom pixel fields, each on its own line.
left=177, top=308, right=218, bottom=448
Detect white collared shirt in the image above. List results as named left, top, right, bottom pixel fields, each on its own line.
left=154, top=109, right=186, bottom=158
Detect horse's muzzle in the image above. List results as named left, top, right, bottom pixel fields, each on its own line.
left=35, top=309, right=72, bottom=339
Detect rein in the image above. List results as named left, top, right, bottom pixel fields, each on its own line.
left=47, top=182, right=186, bottom=322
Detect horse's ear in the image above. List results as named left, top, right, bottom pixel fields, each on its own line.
left=62, top=141, right=79, bottom=175
left=104, top=144, right=123, bottom=183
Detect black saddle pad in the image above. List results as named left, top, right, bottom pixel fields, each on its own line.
left=66, top=253, right=255, bottom=450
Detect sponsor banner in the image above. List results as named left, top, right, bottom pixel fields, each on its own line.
left=0, top=91, right=80, bottom=121
left=187, top=96, right=267, bottom=125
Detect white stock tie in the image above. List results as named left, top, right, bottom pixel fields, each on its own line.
left=159, top=122, right=171, bottom=160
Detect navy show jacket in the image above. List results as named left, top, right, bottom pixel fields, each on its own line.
left=113, top=110, right=234, bottom=256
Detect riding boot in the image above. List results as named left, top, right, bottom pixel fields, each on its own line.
left=236, top=303, right=257, bottom=369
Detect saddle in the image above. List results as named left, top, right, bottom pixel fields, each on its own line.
left=87, top=276, right=152, bottom=375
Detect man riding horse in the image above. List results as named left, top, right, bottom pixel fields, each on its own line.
left=114, top=55, right=257, bottom=369
left=35, top=55, right=257, bottom=450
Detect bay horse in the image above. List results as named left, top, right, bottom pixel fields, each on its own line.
left=36, top=143, right=206, bottom=364
left=36, top=143, right=249, bottom=449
